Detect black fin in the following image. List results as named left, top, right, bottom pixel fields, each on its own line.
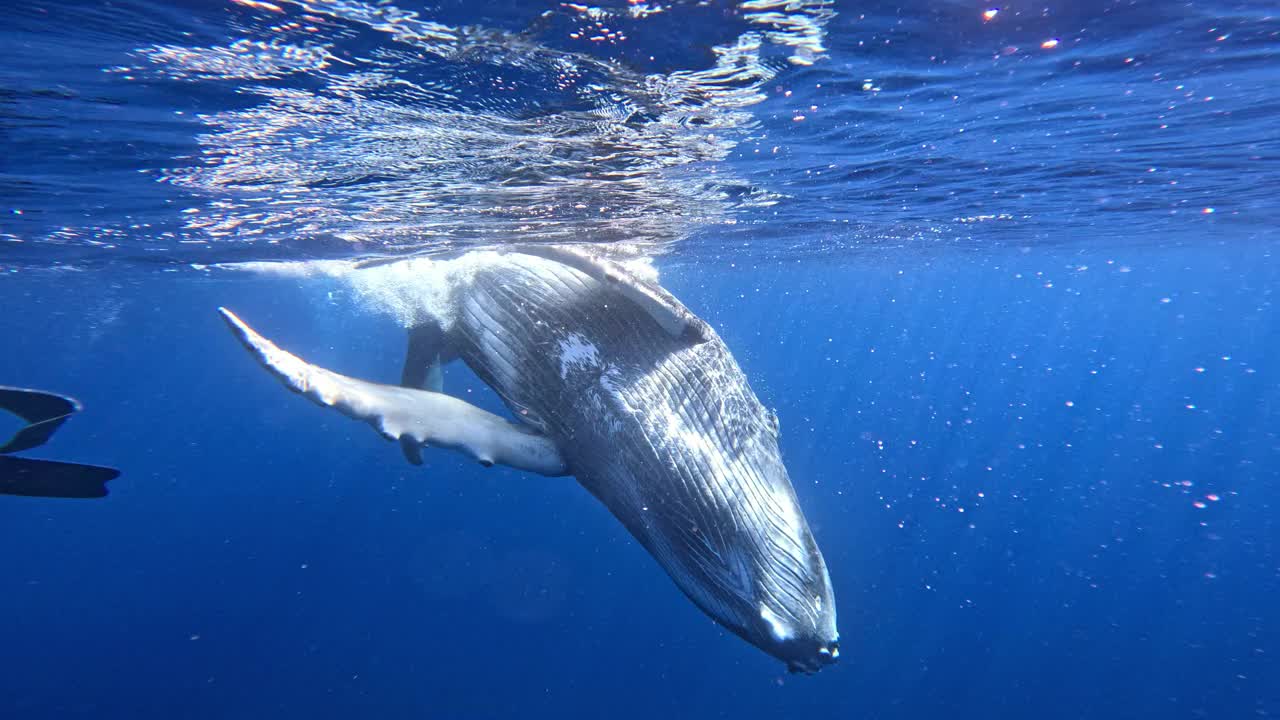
left=0, top=386, right=119, bottom=499
left=400, top=322, right=449, bottom=466
left=0, top=386, right=81, bottom=454
left=401, top=322, right=448, bottom=392
left=0, top=456, right=117, bottom=498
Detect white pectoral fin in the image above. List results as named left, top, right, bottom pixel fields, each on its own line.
left=218, top=308, right=568, bottom=477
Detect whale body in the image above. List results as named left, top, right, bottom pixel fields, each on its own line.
left=221, top=247, right=838, bottom=672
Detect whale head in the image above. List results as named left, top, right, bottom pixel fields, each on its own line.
left=727, top=436, right=840, bottom=674
left=400, top=248, right=843, bottom=671
left=630, top=387, right=840, bottom=673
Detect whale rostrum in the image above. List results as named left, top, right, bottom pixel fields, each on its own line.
left=221, top=248, right=839, bottom=672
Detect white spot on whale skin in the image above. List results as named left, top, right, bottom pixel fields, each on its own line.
left=558, top=333, right=599, bottom=379
left=760, top=604, right=793, bottom=641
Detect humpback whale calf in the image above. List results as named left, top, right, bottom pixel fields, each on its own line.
left=221, top=247, right=839, bottom=672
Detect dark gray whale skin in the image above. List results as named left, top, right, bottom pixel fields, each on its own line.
left=434, top=251, right=839, bottom=672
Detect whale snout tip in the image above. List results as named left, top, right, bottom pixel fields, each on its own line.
left=757, top=597, right=839, bottom=673
left=784, top=638, right=840, bottom=674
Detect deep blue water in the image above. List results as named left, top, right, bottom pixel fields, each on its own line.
left=2, top=1, right=1278, bottom=718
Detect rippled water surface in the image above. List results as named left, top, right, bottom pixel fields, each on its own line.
left=4, top=0, right=1277, bottom=267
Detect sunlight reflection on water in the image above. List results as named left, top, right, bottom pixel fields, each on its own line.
left=113, top=0, right=834, bottom=257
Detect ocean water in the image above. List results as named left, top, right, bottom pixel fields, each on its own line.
left=1, top=0, right=1277, bottom=718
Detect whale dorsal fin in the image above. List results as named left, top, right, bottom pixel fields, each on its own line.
left=509, top=245, right=713, bottom=344
left=219, top=308, right=568, bottom=478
